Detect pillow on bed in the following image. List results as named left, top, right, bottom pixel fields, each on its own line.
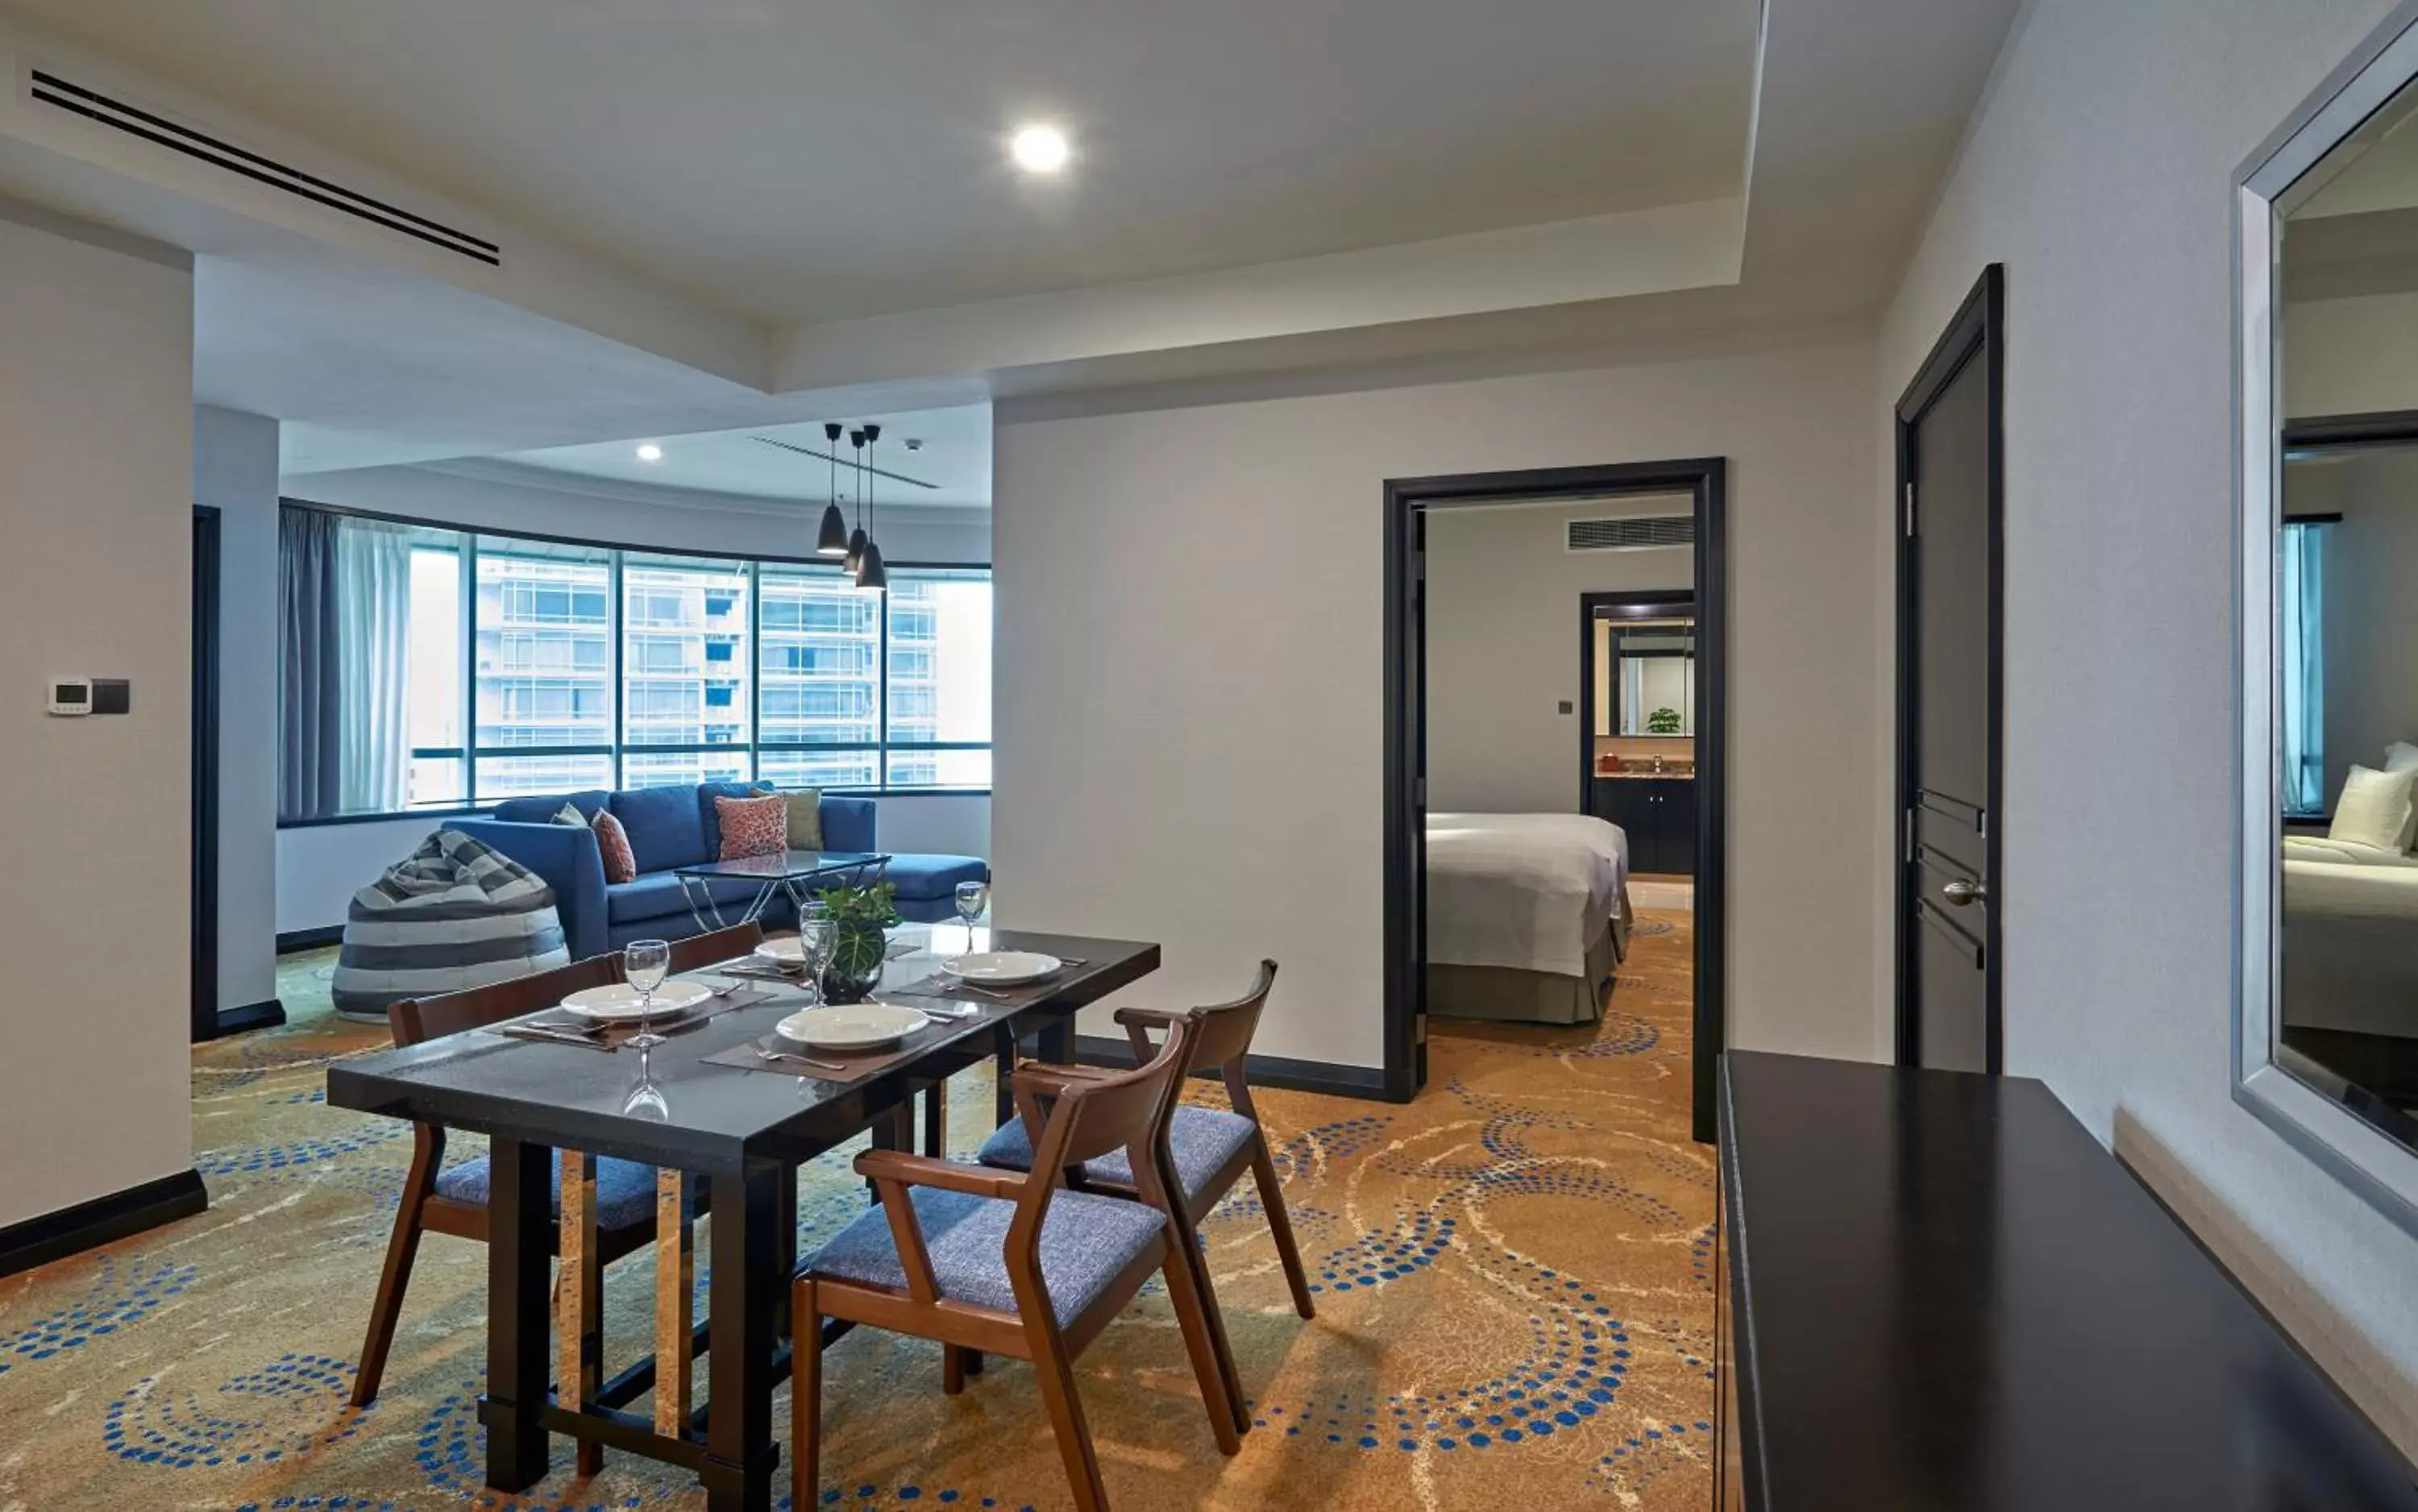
left=2329, top=764, right=2418, bottom=851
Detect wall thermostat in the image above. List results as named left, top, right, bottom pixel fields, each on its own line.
left=47, top=678, right=128, bottom=717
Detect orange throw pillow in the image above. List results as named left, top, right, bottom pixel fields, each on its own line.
left=714, top=793, right=789, bottom=861
left=592, top=808, right=638, bottom=884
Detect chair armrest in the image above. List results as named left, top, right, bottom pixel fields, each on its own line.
left=1012, top=1061, right=1120, bottom=1096
left=853, top=1149, right=1027, bottom=1200
left=1110, top=1004, right=1186, bottom=1062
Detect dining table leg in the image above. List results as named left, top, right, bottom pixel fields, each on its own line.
left=702, top=1164, right=783, bottom=1512
left=482, top=1136, right=553, bottom=1495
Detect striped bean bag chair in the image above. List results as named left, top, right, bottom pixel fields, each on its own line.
left=331, top=829, right=571, bottom=1024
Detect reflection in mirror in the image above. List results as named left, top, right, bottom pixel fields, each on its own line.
left=1612, top=621, right=1697, bottom=737
left=2273, top=70, right=2418, bottom=1155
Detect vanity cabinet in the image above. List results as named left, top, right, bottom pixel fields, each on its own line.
left=1590, top=777, right=1696, bottom=877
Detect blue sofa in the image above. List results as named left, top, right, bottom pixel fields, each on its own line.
left=451, top=783, right=988, bottom=960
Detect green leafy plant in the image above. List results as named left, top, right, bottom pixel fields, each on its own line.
left=1646, top=706, right=1684, bottom=735
left=816, top=883, right=900, bottom=997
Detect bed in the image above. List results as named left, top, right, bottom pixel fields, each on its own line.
left=2280, top=835, right=2418, bottom=1041
left=1425, top=812, right=1632, bottom=1025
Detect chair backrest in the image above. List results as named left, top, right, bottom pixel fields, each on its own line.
left=1020, top=1013, right=1197, bottom=1225
left=662, top=921, right=766, bottom=976
left=1185, top=960, right=1278, bottom=1115
left=388, top=954, right=621, bottom=1047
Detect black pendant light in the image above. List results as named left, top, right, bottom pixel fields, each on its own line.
left=814, top=421, right=849, bottom=555
left=843, top=428, right=869, bottom=573
left=855, top=422, right=888, bottom=592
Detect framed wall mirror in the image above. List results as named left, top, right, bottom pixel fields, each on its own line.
left=2238, top=3, right=2418, bottom=1233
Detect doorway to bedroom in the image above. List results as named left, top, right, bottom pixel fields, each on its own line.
left=1385, top=459, right=1727, bottom=1141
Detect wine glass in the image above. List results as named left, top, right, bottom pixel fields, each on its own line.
left=622, top=1045, right=670, bottom=1121
left=954, top=880, right=990, bottom=951
left=623, top=938, right=672, bottom=1050
left=796, top=918, right=837, bottom=1008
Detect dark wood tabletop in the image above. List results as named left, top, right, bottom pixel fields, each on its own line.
left=327, top=929, right=1157, bottom=1173
left=1718, top=1051, right=2418, bottom=1512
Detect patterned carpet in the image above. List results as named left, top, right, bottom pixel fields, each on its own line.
left=0, top=911, right=1710, bottom=1511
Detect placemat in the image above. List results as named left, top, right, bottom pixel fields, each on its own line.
left=701, top=1023, right=964, bottom=1085
left=888, top=970, right=1074, bottom=1010
left=488, top=989, right=773, bottom=1052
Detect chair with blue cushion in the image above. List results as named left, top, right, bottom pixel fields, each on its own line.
left=974, top=959, right=1308, bottom=1431
left=793, top=1013, right=1238, bottom=1512
left=350, top=952, right=704, bottom=1456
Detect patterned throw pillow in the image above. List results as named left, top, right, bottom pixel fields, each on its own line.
left=714, top=793, right=789, bottom=861
left=592, top=809, right=638, bottom=884
left=782, top=787, right=824, bottom=852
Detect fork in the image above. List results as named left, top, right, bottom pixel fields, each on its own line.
left=753, top=1044, right=845, bottom=1073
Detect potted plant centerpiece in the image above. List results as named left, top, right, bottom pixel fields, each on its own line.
left=815, top=882, right=900, bottom=1003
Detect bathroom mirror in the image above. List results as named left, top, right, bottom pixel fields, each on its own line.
left=2238, top=5, right=2418, bottom=1232
left=1610, top=622, right=1696, bottom=737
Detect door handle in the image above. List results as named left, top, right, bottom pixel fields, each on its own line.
left=1941, top=879, right=1986, bottom=908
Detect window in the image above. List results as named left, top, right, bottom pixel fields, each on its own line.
left=2281, top=517, right=2329, bottom=817
left=276, top=501, right=991, bottom=821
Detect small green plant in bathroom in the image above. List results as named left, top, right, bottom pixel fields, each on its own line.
left=1646, top=706, right=1684, bottom=735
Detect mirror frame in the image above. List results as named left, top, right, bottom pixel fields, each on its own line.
left=2235, top=2, right=2418, bottom=1236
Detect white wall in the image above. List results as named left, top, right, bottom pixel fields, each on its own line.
left=1424, top=495, right=1693, bottom=812
left=195, top=405, right=280, bottom=1013
left=994, top=341, right=1884, bottom=1071
left=1876, top=0, right=2418, bottom=1453
left=289, top=464, right=992, bottom=566
left=276, top=800, right=993, bottom=937
left=0, top=202, right=195, bottom=1227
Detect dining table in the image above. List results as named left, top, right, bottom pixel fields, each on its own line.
left=326, top=925, right=1161, bottom=1512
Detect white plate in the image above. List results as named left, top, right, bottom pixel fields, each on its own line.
left=940, top=950, right=1062, bottom=985
left=775, top=1003, right=925, bottom=1052
left=753, top=938, right=815, bottom=972
left=560, top=979, right=713, bottom=1022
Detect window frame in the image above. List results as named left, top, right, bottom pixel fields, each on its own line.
left=276, top=498, right=991, bottom=826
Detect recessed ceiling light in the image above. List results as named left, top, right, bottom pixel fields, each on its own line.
left=1010, top=123, right=1070, bottom=174
left=635, top=443, right=664, bottom=463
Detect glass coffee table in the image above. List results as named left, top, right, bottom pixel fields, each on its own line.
left=670, top=849, right=892, bottom=933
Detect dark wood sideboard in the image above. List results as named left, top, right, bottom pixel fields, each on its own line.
left=1714, top=1050, right=2418, bottom=1511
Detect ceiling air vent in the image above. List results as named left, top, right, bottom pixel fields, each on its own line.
left=28, top=69, right=500, bottom=267
left=1567, top=515, right=1693, bottom=552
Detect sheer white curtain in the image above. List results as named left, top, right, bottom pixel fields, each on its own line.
left=337, top=518, right=413, bottom=814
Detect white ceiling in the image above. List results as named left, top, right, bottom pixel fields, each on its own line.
left=4, top=0, right=1759, bottom=323
left=496, top=403, right=993, bottom=510
left=0, top=0, right=2023, bottom=472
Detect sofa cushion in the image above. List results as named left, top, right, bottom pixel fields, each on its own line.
left=781, top=787, right=825, bottom=851
left=696, top=780, right=771, bottom=858
left=884, top=853, right=990, bottom=902
left=592, top=809, right=638, bottom=884
left=612, top=784, right=709, bottom=872
left=605, top=872, right=762, bottom=925
left=714, top=793, right=788, bottom=860
left=493, top=790, right=609, bottom=826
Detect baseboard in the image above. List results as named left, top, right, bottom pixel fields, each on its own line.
left=276, top=925, right=343, bottom=953
left=0, top=1169, right=208, bottom=1279
left=208, top=997, right=287, bottom=1037
left=1074, top=1034, right=1388, bottom=1101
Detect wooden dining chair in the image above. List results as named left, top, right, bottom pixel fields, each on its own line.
left=974, top=960, right=1308, bottom=1430
left=793, top=1014, right=1239, bottom=1512
left=660, top=920, right=767, bottom=975
left=351, top=953, right=699, bottom=1437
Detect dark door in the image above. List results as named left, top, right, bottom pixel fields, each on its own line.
left=192, top=505, right=221, bottom=1041
left=1897, top=267, right=2004, bottom=1074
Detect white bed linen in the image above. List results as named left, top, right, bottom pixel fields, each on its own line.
left=1426, top=812, right=1627, bottom=978
left=2281, top=834, right=2418, bottom=1038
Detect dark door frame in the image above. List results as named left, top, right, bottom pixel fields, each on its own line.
left=1577, top=589, right=1700, bottom=810
left=192, top=505, right=222, bottom=1043
left=1893, top=264, right=2006, bottom=1071
left=1386, top=459, right=1729, bottom=1139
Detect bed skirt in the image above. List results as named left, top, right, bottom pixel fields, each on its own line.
left=1429, top=888, right=1627, bottom=1027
